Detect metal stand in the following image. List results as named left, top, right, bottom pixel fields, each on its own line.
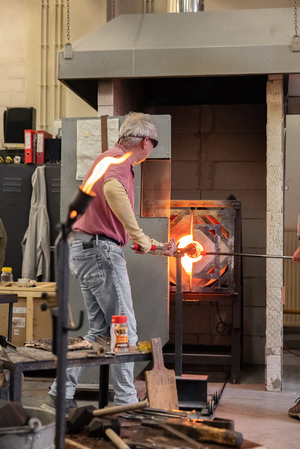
left=175, top=255, right=183, bottom=377
left=174, top=252, right=212, bottom=413
left=52, top=224, right=84, bottom=449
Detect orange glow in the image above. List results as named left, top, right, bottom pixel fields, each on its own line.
left=178, top=235, right=203, bottom=275
left=70, top=210, right=78, bottom=219
left=82, top=152, right=132, bottom=195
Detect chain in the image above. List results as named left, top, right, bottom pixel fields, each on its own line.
left=294, top=0, right=298, bottom=36
left=290, top=0, right=298, bottom=36
left=66, top=0, right=70, bottom=43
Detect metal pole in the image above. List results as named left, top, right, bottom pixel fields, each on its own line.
left=201, top=251, right=293, bottom=260
left=175, top=255, right=183, bottom=377
left=55, top=228, right=69, bottom=449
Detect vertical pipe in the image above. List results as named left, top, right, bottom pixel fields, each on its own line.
left=175, top=255, right=183, bottom=377
left=39, top=0, right=44, bottom=130
left=53, top=0, right=58, bottom=120
left=44, top=0, right=48, bottom=130
left=53, top=0, right=63, bottom=120
left=40, top=0, right=49, bottom=130
left=58, top=0, right=63, bottom=119
left=177, top=0, right=203, bottom=12
left=190, top=207, right=194, bottom=291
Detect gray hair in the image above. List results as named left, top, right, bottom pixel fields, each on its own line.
left=118, top=112, right=157, bottom=148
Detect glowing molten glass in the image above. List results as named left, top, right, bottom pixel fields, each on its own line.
left=82, top=152, right=132, bottom=195
left=178, top=235, right=203, bottom=275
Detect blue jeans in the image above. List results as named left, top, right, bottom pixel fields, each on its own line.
left=49, top=238, right=138, bottom=405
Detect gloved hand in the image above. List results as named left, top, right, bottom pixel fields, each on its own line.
left=293, top=246, right=300, bottom=262
left=162, top=237, right=177, bottom=257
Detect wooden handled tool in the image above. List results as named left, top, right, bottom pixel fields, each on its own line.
left=142, top=420, right=205, bottom=449
left=165, top=419, right=243, bottom=447
left=105, top=428, right=131, bottom=449
left=145, top=337, right=178, bottom=410
left=93, top=399, right=149, bottom=417
left=87, top=417, right=131, bottom=449
left=65, top=438, right=90, bottom=449
left=66, top=436, right=130, bottom=449
left=67, top=400, right=148, bottom=433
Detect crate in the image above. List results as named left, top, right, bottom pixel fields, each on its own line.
left=0, top=283, right=56, bottom=346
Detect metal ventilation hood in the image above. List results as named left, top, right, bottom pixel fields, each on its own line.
left=58, top=8, right=300, bottom=108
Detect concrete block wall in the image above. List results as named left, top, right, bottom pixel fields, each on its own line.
left=147, top=104, right=267, bottom=364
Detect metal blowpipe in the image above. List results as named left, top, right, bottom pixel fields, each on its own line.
left=131, top=244, right=293, bottom=259
left=205, top=214, right=300, bottom=260
left=200, top=251, right=292, bottom=260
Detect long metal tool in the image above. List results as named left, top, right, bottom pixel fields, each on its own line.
left=131, top=244, right=293, bottom=259
left=200, top=251, right=293, bottom=259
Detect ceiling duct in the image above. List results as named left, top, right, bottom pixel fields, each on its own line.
left=176, top=0, right=203, bottom=12
left=58, top=8, right=299, bottom=109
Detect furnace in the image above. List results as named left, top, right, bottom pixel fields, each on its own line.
left=164, top=200, right=243, bottom=385
left=169, top=200, right=241, bottom=294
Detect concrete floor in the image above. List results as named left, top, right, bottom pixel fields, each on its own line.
left=20, top=350, right=300, bottom=449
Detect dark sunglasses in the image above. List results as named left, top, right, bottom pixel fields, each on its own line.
left=118, top=135, right=158, bottom=148
left=136, top=136, right=158, bottom=148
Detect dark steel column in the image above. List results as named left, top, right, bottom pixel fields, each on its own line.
left=175, top=255, right=183, bottom=377
left=98, top=365, right=110, bottom=408
left=55, top=235, right=70, bottom=449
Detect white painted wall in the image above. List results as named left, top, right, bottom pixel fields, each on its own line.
left=0, top=0, right=27, bottom=146
left=0, top=0, right=107, bottom=144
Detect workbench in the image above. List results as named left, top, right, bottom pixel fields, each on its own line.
left=0, top=346, right=151, bottom=408
left=0, top=282, right=56, bottom=345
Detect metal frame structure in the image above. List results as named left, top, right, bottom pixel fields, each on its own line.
left=165, top=199, right=243, bottom=384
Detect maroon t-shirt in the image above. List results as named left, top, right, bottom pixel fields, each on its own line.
left=72, top=144, right=134, bottom=246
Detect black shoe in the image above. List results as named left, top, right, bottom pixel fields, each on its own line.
left=288, top=397, right=300, bottom=419
left=41, top=393, right=78, bottom=413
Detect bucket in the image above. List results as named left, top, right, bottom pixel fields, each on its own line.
left=176, top=374, right=208, bottom=410
left=0, top=407, right=55, bottom=449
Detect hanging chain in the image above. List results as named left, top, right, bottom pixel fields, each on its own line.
left=294, top=0, right=298, bottom=36
left=64, top=0, right=72, bottom=58
left=290, top=0, right=298, bottom=36
left=66, top=0, right=70, bottom=43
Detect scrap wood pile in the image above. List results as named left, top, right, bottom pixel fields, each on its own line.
left=24, top=336, right=93, bottom=351
left=24, top=336, right=152, bottom=354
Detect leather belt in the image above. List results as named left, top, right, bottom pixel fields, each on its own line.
left=91, top=234, right=121, bottom=246
left=78, top=234, right=121, bottom=249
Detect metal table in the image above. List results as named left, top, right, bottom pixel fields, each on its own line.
left=0, top=346, right=151, bottom=408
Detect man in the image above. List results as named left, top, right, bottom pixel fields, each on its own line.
left=42, top=112, right=177, bottom=412
left=287, top=245, right=300, bottom=419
